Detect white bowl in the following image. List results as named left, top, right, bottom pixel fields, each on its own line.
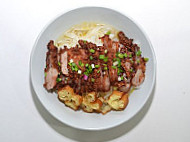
left=30, top=7, right=156, bottom=130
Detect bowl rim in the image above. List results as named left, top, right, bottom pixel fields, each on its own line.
left=30, top=6, right=157, bottom=131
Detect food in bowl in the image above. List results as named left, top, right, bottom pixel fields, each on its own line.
left=43, top=22, right=149, bottom=114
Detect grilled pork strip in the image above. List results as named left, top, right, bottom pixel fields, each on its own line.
left=44, top=40, right=59, bottom=90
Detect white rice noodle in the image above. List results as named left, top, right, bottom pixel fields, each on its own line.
left=55, top=22, right=119, bottom=49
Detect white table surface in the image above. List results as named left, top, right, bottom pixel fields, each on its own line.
left=1, top=0, right=190, bottom=142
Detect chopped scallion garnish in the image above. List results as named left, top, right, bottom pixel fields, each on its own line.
left=104, top=57, right=108, bottom=62
left=90, top=49, right=95, bottom=53
left=136, top=50, right=142, bottom=56
left=144, top=58, right=149, bottom=62
left=112, top=66, right=116, bottom=69
left=58, top=61, right=61, bottom=66
left=104, top=67, right=108, bottom=70
left=90, top=56, right=93, bottom=60
left=99, top=55, right=105, bottom=60
left=103, top=64, right=107, bottom=66
left=68, top=62, right=72, bottom=66
left=118, top=53, right=124, bottom=58
left=120, top=76, right=124, bottom=80
left=56, top=77, right=62, bottom=82
left=124, top=53, right=127, bottom=58
left=91, top=78, right=95, bottom=82
left=78, top=60, right=82, bottom=66
left=95, top=65, right=100, bottom=68
left=106, top=31, right=111, bottom=35
left=85, top=63, right=89, bottom=67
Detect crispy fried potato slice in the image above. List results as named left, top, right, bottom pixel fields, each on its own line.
left=58, top=85, right=82, bottom=110
left=107, top=91, right=129, bottom=110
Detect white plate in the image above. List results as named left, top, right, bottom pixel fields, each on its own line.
left=30, top=7, right=156, bottom=130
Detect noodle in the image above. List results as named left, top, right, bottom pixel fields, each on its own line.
left=55, top=22, right=119, bottom=48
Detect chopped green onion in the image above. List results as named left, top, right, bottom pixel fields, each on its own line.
left=104, top=67, right=108, bottom=70
left=91, top=78, right=95, bottom=82
left=99, top=55, right=105, bottom=60
left=95, top=65, right=100, bottom=68
left=81, top=63, right=84, bottom=67
left=112, top=66, right=117, bottom=69
left=97, top=70, right=100, bottom=73
left=113, top=58, right=117, bottom=61
left=78, top=60, right=82, bottom=66
left=130, top=59, right=134, bottom=64
left=85, top=63, right=89, bottom=67
left=120, top=76, right=124, bottom=80
left=118, top=53, right=124, bottom=58
left=124, top=53, right=127, bottom=58
left=70, top=62, right=79, bottom=72
left=116, top=52, right=119, bottom=57
left=84, top=72, right=88, bottom=76
left=129, top=68, right=133, bottom=72
left=44, top=72, right=47, bottom=77
left=90, top=56, right=93, bottom=60
left=104, top=49, right=108, bottom=54
left=144, top=58, right=149, bottom=62
left=106, top=31, right=111, bottom=35
left=136, top=50, right=142, bottom=56
left=90, top=49, right=95, bottom=53
left=75, top=67, right=78, bottom=72
left=117, top=67, right=124, bottom=75
left=83, top=40, right=87, bottom=43
left=88, top=65, right=92, bottom=71
left=72, top=62, right=76, bottom=66
left=137, top=59, right=140, bottom=64
left=116, top=58, right=121, bottom=67
left=103, top=64, right=107, bottom=66
left=104, top=57, right=108, bottom=62
left=68, top=62, right=72, bottom=66
left=56, top=77, right=62, bottom=82
left=58, top=61, right=61, bottom=66
left=129, top=54, right=132, bottom=58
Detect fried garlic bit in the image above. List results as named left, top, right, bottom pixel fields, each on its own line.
left=107, top=91, right=129, bottom=110
left=81, top=92, right=103, bottom=113
left=58, top=85, right=82, bottom=110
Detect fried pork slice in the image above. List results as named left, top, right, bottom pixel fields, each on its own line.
left=81, top=92, right=103, bottom=113
left=58, top=85, right=82, bottom=110
left=59, top=49, right=68, bottom=75
left=132, top=69, right=145, bottom=86
left=107, top=91, right=129, bottom=110
left=118, top=31, right=133, bottom=47
left=100, top=34, right=112, bottom=49
left=44, top=40, right=59, bottom=90
left=119, top=83, right=131, bottom=93
left=102, top=72, right=110, bottom=92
